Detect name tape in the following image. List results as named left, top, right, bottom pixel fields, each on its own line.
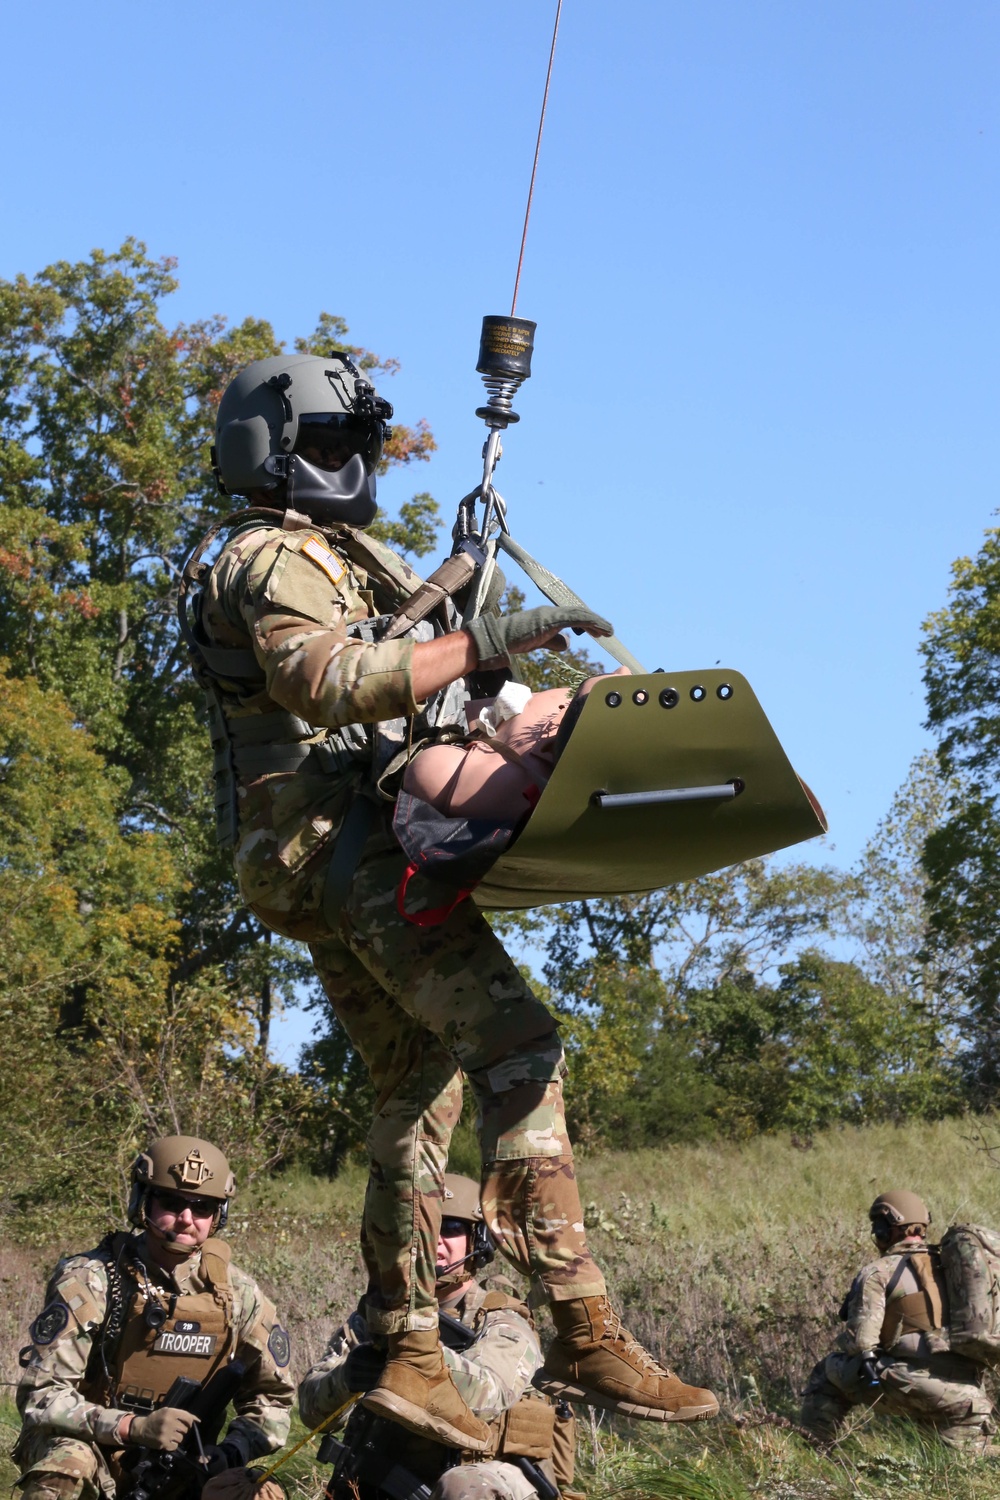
left=153, top=1331, right=218, bottom=1357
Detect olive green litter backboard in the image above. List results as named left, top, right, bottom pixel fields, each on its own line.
left=473, top=669, right=826, bottom=911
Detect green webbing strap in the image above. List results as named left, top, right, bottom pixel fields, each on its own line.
left=495, top=532, right=646, bottom=674
left=322, top=794, right=380, bottom=926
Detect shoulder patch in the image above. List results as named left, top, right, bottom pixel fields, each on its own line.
left=301, top=535, right=347, bottom=587
left=30, top=1300, right=70, bottom=1346
left=267, top=1324, right=291, bottom=1368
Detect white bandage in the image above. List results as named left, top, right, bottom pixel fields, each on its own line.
left=477, top=680, right=533, bottom=737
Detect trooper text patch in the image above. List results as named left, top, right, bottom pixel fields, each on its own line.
left=31, top=1301, right=69, bottom=1346
left=153, top=1330, right=218, bottom=1356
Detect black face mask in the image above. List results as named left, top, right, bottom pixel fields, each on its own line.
left=264, top=452, right=378, bottom=527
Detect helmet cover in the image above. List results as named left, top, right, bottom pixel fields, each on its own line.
left=129, top=1135, right=235, bottom=1230
left=869, top=1190, right=931, bottom=1231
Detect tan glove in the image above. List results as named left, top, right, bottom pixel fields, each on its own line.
left=128, top=1407, right=201, bottom=1451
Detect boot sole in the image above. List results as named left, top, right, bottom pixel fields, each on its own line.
left=532, top=1373, right=719, bottom=1423
left=361, top=1387, right=491, bottom=1452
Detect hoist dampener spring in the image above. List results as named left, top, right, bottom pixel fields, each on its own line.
left=476, top=315, right=536, bottom=428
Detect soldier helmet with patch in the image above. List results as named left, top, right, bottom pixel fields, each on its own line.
left=869, top=1190, right=931, bottom=1240
left=213, top=352, right=392, bottom=528
left=129, top=1135, right=236, bottom=1232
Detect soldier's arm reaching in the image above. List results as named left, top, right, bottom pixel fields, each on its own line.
left=839, top=1263, right=890, bottom=1356
left=442, top=1305, right=543, bottom=1420
left=228, top=1273, right=295, bottom=1455
left=297, top=1313, right=370, bottom=1430
left=224, top=527, right=609, bottom=730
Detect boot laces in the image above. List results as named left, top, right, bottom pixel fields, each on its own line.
left=599, top=1301, right=673, bottom=1378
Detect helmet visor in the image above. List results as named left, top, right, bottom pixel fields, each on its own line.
left=295, top=413, right=384, bottom=476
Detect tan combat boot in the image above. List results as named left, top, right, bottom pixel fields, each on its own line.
left=535, top=1296, right=720, bottom=1422
left=361, top=1327, right=491, bottom=1450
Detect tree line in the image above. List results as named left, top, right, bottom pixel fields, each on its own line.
left=0, top=241, right=996, bottom=1237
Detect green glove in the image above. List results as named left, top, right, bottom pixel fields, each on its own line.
left=128, top=1406, right=200, bottom=1451
left=466, top=605, right=612, bottom=671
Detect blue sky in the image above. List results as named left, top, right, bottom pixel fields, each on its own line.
left=3, top=2, right=998, bottom=1059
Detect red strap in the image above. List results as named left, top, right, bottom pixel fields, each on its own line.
left=396, top=862, right=473, bottom=927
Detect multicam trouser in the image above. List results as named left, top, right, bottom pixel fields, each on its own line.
left=801, top=1351, right=995, bottom=1451
left=15, top=1435, right=104, bottom=1500
left=253, top=842, right=606, bottom=1336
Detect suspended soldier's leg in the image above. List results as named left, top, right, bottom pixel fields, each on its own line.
left=328, top=848, right=718, bottom=1423
left=309, top=933, right=489, bottom=1452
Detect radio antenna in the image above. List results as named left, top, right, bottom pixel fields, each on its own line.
left=511, top=0, right=564, bottom=316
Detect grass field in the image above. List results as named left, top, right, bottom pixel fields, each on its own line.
left=5, top=1115, right=1000, bottom=1498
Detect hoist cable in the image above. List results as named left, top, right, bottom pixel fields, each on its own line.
left=510, top=0, right=564, bottom=316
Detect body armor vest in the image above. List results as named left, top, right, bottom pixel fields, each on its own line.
left=880, top=1247, right=948, bottom=1349
left=179, top=509, right=471, bottom=849
left=83, top=1240, right=235, bottom=1414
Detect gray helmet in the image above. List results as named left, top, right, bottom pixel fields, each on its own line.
left=869, top=1190, right=931, bottom=1236
left=212, top=352, right=393, bottom=527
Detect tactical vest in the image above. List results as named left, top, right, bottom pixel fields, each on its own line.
left=178, top=507, right=472, bottom=851
left=83, top=1240, right=235, bottom=1413
left=466, top=1291, right=575, bottom=1490
left=880, top=1246, right=948, bottom=1349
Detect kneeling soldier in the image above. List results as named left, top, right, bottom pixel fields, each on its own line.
left=299, top=1174, right=578, bottom=1500
left=15, top=1136, right=294, bottom=1500
left=800, top=1190, right=994, bottom=1452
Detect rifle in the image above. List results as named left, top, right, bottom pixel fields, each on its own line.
left=122, top=1357, right=247, bottom=1500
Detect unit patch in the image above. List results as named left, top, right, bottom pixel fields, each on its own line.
left=30, top=1301, right=70, bottom=1346
left=301, top=535, right=346, bottom=587
left=153, top=1329, right=218, bottom=1357
left=267, top=1324, right=291, bottom=1368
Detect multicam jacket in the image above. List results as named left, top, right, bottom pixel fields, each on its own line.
left=188, top=512, right=466, bottom=939
left=838, top=1239, right=950, bottom=1358
left=298, top=1280, right=542, bottom=1429
left=16, top=1233, right=293, bottom=1458
left=298, top=1279, right=575, bottom=1494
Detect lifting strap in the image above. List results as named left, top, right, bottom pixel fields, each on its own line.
left=495, top=531, right=646, bottom=673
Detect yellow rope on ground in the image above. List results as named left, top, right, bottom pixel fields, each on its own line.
left=254, top=1393, right=361, bottom=1484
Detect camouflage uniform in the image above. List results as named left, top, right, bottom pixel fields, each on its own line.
left=196, top=517, right=605, bottom=1334
left=299, top=1278, right=575, bottom=1500
left=801, top=1242, right=994, bottom=1451
left=15, top=1233, right=293, bottom=1500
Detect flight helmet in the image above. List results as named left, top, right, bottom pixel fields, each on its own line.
left=212, top=352, right=393, bottom=527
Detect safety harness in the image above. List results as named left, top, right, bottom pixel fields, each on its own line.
left=178, top=508, right=484, bottom=923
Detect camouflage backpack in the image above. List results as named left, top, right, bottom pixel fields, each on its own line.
left=939, top=1224, right=1000, bottom=1365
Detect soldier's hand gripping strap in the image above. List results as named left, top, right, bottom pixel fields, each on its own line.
left=466, top=605, right=612, bottom=672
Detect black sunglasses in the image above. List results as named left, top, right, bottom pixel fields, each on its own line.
left=150, top=1189, right=218, bottom=1217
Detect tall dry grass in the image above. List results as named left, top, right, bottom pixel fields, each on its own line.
left=4, top=1116, right=1000, bottom=1498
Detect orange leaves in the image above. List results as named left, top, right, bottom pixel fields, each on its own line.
left=61, top=589, right=100, bottom=620
left=0, top=546, right=31, bottom=580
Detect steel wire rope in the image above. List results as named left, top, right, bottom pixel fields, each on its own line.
left=511, top=0, right=564, bottom=316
